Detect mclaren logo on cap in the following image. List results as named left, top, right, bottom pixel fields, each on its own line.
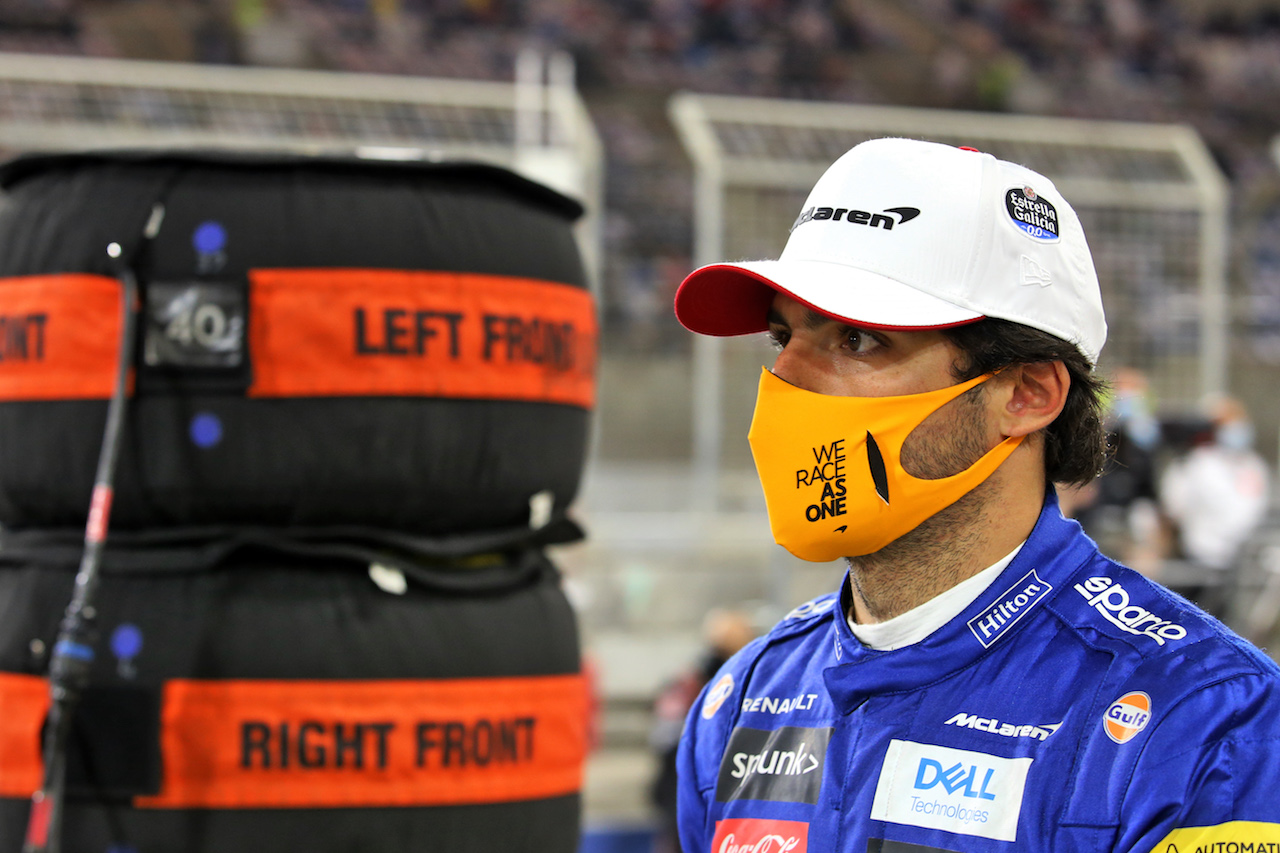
left=791, top=205, right=921, bottom=232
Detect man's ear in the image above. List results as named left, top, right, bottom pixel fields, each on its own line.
left=997, top=362, right=1069, bottom=438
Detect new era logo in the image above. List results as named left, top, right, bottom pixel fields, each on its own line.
left=1020, top=255, right=1052, bottom=287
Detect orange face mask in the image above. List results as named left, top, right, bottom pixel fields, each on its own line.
left=747, top=368, right=1024, bottom=562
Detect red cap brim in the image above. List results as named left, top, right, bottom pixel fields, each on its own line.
left=674, top=264, right=789, bottom=336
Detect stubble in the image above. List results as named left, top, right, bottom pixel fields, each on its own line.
left=847, top=385, right=1000, bottom=622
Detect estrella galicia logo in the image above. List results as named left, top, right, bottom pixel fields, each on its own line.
left=1005, top=187, right=1059, bottom=242
left=791, top=205, right=920, bottom=232
left=716, top=726, right=831, bottom=804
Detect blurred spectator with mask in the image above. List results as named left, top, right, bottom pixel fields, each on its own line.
left=1066, top=366, right=1165, bottom=570
left=1160, top=394, right=1271, bottom=615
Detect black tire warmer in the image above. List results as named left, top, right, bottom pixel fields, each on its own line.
left=0, top=150, right=596, bottom=853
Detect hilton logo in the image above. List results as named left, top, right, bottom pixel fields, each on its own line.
left=967, top=570, right=1052, bottom=648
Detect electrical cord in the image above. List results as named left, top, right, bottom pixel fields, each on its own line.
left=23, top=204, right=165, bottom=853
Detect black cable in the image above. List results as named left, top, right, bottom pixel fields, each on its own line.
left=23, top=207, right=162, bottom=853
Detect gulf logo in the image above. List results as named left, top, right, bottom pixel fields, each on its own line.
left=702, top=673, right=735, bottom=720
left=1104, top=691, right=1152, bottom=744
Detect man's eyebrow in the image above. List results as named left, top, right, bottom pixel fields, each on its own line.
left=802, top=308, right=835, bottom=329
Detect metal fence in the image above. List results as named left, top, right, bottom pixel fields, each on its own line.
left=0, top=49, right=604, bottom=287
left=669, top=93, right=1231, bottom=508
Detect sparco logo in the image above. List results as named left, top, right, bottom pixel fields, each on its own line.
left=716, top=726, right=831, bottom=804
left=1073, top=576, right=1188, bottom=645
left=967, top=570, right=1052, bottom=648
left=711, top=819, right=808, bottom=853
left=791, top=205, right=920, bottom=232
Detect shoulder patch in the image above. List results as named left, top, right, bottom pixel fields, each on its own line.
left=783, top=595, right=838, bottom=624
left=1102, top=691, right=1151, bottom=744
left=763, top=595, right=839, bottom=644
left=702, top=672, right=735, bottom=720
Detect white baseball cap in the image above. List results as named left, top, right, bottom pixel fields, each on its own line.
left=674, top=137, right=1107, bottom=365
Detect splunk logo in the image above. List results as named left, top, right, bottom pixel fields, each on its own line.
left=1073, top=576, right=1188, bottom=645
left=716, top=726, right=831, bottom=804
left=967, top=570, right=1053, bottom=648
left=791, top=205, right=921, bottom=232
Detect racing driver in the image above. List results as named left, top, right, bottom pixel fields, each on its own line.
left=672, top=137, right=1280, bottom=852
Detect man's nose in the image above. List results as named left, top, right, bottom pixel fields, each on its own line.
left=770, top=341, right=823, bottom=394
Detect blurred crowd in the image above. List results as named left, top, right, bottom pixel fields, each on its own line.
left=1, top=0, right=1279, bottom=347
left=1, top=2, right=1278, bottom=566
left=8, top=1, right=1272, bottom=123
left=1061, top=369, right=1274, bottom=629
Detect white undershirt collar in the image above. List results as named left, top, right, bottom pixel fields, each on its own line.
left=848, top=542, right=1026, bottom=651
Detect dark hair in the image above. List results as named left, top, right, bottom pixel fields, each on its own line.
left=942, top=319, right=1109, bottom=487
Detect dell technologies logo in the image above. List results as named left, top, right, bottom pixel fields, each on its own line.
left=871, top=740, right=1032, bottom=843
left=791, top=205, right=921, bottom=232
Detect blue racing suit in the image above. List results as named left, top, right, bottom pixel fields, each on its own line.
left=677, top=494, right=1280, bottom=852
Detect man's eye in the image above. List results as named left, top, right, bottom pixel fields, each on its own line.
left=844, top=328, right=879, bottom=353
left=767, top=330, right=789, bottom=350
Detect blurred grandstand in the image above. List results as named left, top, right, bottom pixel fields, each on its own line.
left=4, top=0, right=1280, bottom=834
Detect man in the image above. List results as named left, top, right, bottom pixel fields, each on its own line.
left=1161, top=394, right=1270, bottom=573
left=672, top=138, right=1280, bottom=852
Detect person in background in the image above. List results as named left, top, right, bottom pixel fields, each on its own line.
left=1160, top=394, right=1271, bottom=614
left=649, top=608, right=755, bottom=853
left=671, top=137, right=1280, bottom=852
left=1064, top=366, right=1166, bottom=572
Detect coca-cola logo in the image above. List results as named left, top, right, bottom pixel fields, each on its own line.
left=711, top=818, right=808, bottom=853
left=718, top=833, right=801, bottom=853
